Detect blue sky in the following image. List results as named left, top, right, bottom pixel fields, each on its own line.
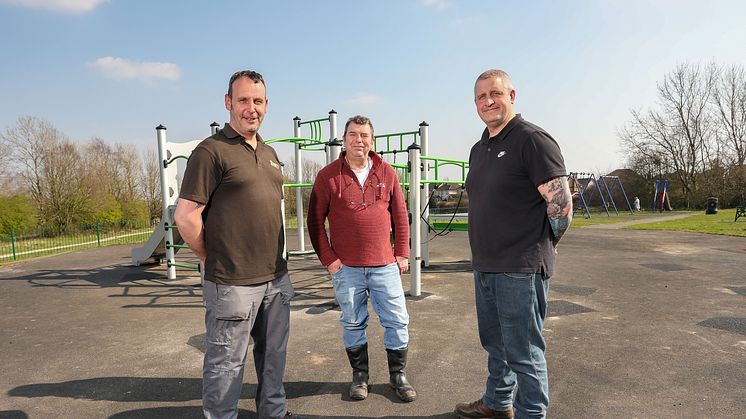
left=1, top=0, right=745, bottom=174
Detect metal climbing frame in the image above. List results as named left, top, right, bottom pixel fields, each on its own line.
left=131, top=123, right=217, bottom=280
left=266, top=110, right=339, bottom=257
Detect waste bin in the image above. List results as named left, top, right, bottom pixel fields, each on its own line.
left=705, top=197, right=718, bottom=214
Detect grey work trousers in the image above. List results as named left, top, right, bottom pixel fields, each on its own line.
left=202, top=272, right=294, bottom=419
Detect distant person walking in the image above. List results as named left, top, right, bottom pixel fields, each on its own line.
left=455, top=69, right=573, bottom=419
left=174, top=70, right=299, bottom=419
left=634, top=196, right=641, bottom=211
left=307, top=115, right=416, bottom=403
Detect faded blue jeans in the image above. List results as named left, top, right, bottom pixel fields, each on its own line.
left=474, top=271, right=549, bottom=419
left=330, top=262, right=410, bottom=350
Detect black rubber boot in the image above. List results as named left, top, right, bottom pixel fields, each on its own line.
left=345, top=344, right=369, bottom=400
left=386, top=347, right=417, bottom=402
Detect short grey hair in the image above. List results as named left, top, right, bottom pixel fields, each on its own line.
left=475, top=69, right=514, bottom=92
left=343, top=115, right=374, bottom=138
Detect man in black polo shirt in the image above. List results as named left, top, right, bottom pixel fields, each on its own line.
left=455, top=70, right=573, bottom=419
left=175, top=70, right=298, bottom=419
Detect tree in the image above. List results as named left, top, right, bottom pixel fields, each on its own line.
left=0, top=194, right=37, bottom=234
left=282, top=157, right=323, bottom=217
left=619, top=63, right=715, bottom=208
left=141, top=148, right=162, bottom=221
left=42, top=140, right=93, bottom=230
left=711, top=63, right=746, bottom=166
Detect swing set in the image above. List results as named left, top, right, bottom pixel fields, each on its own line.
left=569, top=172, right=634, bottom=218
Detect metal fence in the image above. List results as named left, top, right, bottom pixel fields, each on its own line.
left=0, top=221, right=157, bottom=264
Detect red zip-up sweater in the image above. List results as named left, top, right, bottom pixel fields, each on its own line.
left=307, top=151, right=409, bottom=267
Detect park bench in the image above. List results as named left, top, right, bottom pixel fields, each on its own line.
left=736, top=205, right=746, bottom=222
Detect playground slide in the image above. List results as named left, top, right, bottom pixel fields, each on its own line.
left=131, top=218, right=184, bottom=266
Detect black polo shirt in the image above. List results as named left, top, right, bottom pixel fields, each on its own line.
left=466, top=114, right=566, bottom=276
left=179, top=123, right=287, bottom=285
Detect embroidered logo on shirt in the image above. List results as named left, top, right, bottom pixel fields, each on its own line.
left=497, top=151, right=507, bottom=158
left=269, top=160, right=280, bottom=169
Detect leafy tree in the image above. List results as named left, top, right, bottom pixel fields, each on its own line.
left=0, top=194, right=37, bottom=234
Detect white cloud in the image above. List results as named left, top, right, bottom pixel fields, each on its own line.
left=344, top=93, right=383, bottom=105
left=0, top=0, right=108, bottom=13
left=87, top=57, right=181, bottom=81
left=422, top=0, right=452, bottom=11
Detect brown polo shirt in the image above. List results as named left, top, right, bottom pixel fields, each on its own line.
left=179, top=123, right=287, bottom=285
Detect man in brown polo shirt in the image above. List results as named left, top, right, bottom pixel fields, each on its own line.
left=174, top=70, right=298, bottom=419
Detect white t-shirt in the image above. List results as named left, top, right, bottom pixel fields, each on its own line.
left=351, top=157, right=373, bottom=190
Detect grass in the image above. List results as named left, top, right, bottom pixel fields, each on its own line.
left=0, top=224, right=155, bottom=264
left=627, top=207, right=746, bottom=237
left=427, top=208, right=746, bottom=238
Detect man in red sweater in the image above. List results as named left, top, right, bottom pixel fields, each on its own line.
left=307, top=115, right=416, bottom=403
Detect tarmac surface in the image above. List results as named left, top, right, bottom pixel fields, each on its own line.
left=1, top=219, right=745, bottom=418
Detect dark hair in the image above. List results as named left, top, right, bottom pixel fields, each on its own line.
left=227, top=70, right=265, bottom=97
left=343, top=115, right=374, bottom=138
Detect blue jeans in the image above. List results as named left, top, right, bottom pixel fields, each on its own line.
left=330, top=262, right=409, bottom=350
left=474, top=271, right=549, bottom=419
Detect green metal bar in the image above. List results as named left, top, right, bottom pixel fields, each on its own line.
left=422, top=180, right=465, bottom=185
left=164, top=223, right=178, bottom=230
left=431, top=221, right=468, bottom=231
left=10, top=226, right=16, bottom=261
left=164, top=155, right=189, bottom=167
left=265, top=137, right=325, bottom=146
left=390, top=163, right=408, bottom=169
left=374, top=131, right=419, bottom=154
left=95, top=221, right=101, bottom=246
left=282, top=183, right=313, bottom=188
left=166, top=244, right=190, bottom=249
left=298, top=117, right=329, bottom=125
left=167, top=261, right=200, bottom=270
left=299, top=145, right=326, bottom=151
left=422, top=156, right=468, bottom=165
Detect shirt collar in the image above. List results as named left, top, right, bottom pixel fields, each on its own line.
left=479, top=113, right=523, bottom=144
left=221, top=123, right=264, bottom=145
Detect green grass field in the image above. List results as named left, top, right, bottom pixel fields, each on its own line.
left=428, top=208, right=746, bottom=237
left=626, top=208, right=746, bottom=237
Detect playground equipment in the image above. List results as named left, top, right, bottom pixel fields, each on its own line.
left=131, top=123, right=219, bottom=279
left=132, top=113, right=469, bottom=298
left=569, top=172, right=634, bottom=218
left=131, top=111, right=340, bottom=280
left=266, top=110, right=340, bottom=256
left=652, top=179, right=672, bottom=212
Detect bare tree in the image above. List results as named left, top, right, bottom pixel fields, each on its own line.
left=282, top=157, right=323, bottom=216
left=141, top=148, right=162, bottom=221
left=711, top=63, right=746, bottom=166
left=619, top=63, right=715, bottom=207
left=42, top=140, right=93, bottom=230
left=0, top=116, right=57, bottom=214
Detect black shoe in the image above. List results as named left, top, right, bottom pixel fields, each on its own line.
left=386, top=347, right=417, bottom=402
left=346, top=344, right=370, bottom=400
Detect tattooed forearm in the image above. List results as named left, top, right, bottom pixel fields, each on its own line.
left=538, top=176, right=573, bottom=246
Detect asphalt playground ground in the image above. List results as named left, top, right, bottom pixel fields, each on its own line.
left=1, top=218, right=745, bottom=419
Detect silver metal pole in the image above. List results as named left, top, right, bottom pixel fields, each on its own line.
left=407, top=143, right=422, bottom=297
left=328, top=110, right=339, bottom=164
left=156, top=125, right=176, bottom=280
left=293, top=117, right=305, bottom=252
left=419, top=122, right=430, bottom=267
